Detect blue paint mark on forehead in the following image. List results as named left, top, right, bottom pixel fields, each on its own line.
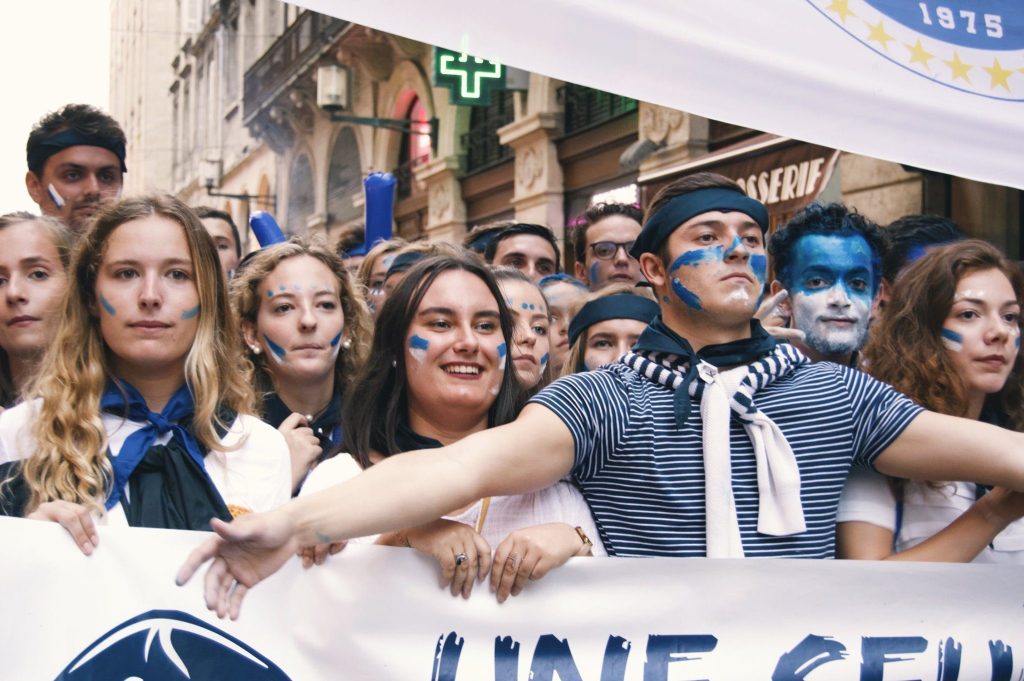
left=789, top=234, right=878, bottom=296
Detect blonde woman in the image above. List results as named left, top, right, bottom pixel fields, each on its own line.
left=0, top=212, right=72, bottom=407
left=231, top=237, right=371, bottom=492
left=0, top=195, right=290, bottom=553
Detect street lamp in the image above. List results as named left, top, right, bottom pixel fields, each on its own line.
left=199, top=158, right=277, bottom=212
left=316, top=63, right=437, bottom=146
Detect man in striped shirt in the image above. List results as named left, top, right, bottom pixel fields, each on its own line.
left=181, top=172, right=1024, bottom=615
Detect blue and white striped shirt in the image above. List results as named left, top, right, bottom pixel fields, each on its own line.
left=531, top=361, right=923, bottom=558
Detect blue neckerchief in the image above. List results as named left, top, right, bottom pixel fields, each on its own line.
left=630, top=315, right=778, bottom=425
left=100, top=381, right=207, bottom=511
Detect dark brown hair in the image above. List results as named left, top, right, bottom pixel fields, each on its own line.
left=342, top=253, right=525, bottom=467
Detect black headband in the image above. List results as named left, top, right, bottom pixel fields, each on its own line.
left=568, top=294, right=661, bottom=347
left=27, top=129, right=128, bottom=174
left=629, top=188, right=768, bottom=259
left=386, top=251, right=426, bottom=279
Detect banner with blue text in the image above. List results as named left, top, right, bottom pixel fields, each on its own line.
left=1, top=517, right=1021, bottom=680
left=295, top=0, right=1024, bottom=191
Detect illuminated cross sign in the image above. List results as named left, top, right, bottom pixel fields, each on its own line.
left=433, top=48, right=506, bottom=106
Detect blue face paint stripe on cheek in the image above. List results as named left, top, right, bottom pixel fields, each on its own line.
left=671, top=278, right=702, bottom=310
left=749, top=254, right=767, bottom=285
left=263, top=334, right=286, bottom=359
left=1016, top=336, right=1021, bottom=351
left=540, top=352, right=549, bottom=367
left=409, top=335, right=429, bottom=351
left=497, top=342, right=507, bottom=370
left=99, top=294, right=116, bottom=316
left=668, top=247, right=721, bottom=272
left=180, top=305, right=200, bottom=320
left=330, top=332, right=343, bottom=347
left=940, top=328, right=964, bottom=352
left=589, top=262, right=600, bottom=285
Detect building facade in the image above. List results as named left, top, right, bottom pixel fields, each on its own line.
left=112, top=1, right=1022, bottom=264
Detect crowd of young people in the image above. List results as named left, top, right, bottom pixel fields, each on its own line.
left=4, top=103, right=1023, bottom=619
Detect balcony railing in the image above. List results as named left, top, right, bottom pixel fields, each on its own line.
left=243, top=11, right=348, bottom=125
left=559, top=84, right=638, bottom=136
left=461, top=92, right=515, bottom=174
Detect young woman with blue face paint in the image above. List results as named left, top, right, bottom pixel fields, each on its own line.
left=838, top=240, right=1024, bottom=563
left=0, top=195, right=291, bottom=552
left=493, top=268, right=552, bottom=391
left=539, top=274, right=589, bottom=374
left=232, top=237, right=371, bottom=493
left=297, top=254, right=602, bottom=602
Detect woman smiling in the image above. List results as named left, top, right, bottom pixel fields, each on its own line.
left=301, top=253, right=603, bottom=601
left=0, top=195, right=291, bottom=549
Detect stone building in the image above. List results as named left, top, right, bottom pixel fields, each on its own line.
left=111, top=1, right=1021, bottom=263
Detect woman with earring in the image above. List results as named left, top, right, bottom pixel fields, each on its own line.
left=0, top=212, right=72, bottom=408
left=300, top=253, right=603, bottom=602
left=493, top=268, right=553, bottom=393
left=231, top=236, right=371, bottom=493
left=0, top=195, right=291, bottom=551
left=838, top=240, right=1024, bottom=563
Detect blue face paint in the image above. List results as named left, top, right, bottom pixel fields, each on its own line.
left=588, top=262, right=600, bottom=286
left=497, top=342, right=507, bottom=370
left=529, top=303, right=535, bottom=310
left=1016, top=336, right=1021, bottom=351
left=330, top=332, right=343, bottom=347
left=180, top=305, right=200, bottom=320
left=540, top=352, right=549, bottom=367
left=668, top=247, right=723, bottom=272
left=749, top=254, right=767, bottom=285
left=263, top=334, right=287, bottom=360
left=99, top=294, right=117, bottom=316
left=723, top=235, right=742, bottom=257
left=278, top=285, right=285, bottom=291
left=409, top=334, right=429, bottom=362
left=940, top=328, right=964, bottom=353
left=671, top=278, right=703, bottom=310
left=521, top=303, right=529, bottom=310
left=266, top=290, right=274, bottom=298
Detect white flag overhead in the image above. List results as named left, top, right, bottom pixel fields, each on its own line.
left=295, top=0, right=1024, bottom=190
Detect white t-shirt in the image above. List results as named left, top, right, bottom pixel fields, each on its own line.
left=301, top=453, right=606, bottom=555
left=838, top=466, right=1024, bottom=564
left=0, top=399, right=292, bottom=525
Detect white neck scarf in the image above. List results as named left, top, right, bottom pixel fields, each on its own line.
left=622, top=343, right=810, bottom=557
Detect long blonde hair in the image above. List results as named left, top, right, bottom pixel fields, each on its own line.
left=0, top=212, right=72, bottom=406
left=231, top=236, right=372, bottom=407
left=20, top=194, right=255, bottom=513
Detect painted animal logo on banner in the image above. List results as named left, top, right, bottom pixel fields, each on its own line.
left=54, top=610, right=291, bottom=680
left=807, top=0, right=1024, bottom=100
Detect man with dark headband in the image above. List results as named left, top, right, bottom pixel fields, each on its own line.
left=24, top=103, right=126, bottom=234
left=181, top=172, right=1024, bottom=612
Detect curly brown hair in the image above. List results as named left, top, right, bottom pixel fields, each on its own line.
left=863, top=239, right=1024, bottom=430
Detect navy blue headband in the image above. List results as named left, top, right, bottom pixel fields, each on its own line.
left=386, top=251, right=426, bottom=279
left=630, top=188, right=768, bottom=259
left=568, top=294, right=660, bottom=347
left=27, top=129, right=127, bottom=174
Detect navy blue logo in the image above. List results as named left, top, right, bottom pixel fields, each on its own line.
left=807, top=0, right=1024, bottom=101
left=55, top=610, right=291, bottom=680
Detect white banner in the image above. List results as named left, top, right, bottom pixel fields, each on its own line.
left=295, top=0, right=1024, bottom=191
left=2, top=517, right=1023, bottom=680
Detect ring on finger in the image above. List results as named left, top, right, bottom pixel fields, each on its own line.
left=454, top=552, right=468, bottom=567
left=507, top=552, right=520, bottom=571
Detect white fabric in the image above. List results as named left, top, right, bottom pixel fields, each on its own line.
left=838, top=466, right=1024, bottom=565
left=0, top=399, right=292, bottom=522
left=302, top=453, right=606, bottom=555
left=296, top=0, right=1024, bottom=190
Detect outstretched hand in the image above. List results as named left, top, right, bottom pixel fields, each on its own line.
left=754, top=290, right=806, bottom=342
left=175, top=511, right=299, bottom=620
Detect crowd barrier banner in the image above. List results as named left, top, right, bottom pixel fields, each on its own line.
left=1, top=516, right=1022, bottom=680
left=294, top=0, right=1024, bottom=191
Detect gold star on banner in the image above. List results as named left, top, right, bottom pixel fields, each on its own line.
left=983, top=58, right=1013, bottom=91
left=944, top=51, right=973, bottom=82
left=826, top=0, right=855, bottom=23
left=904, top=39, right=934, bottom=68
left=866, top=20, right=895, bottom=50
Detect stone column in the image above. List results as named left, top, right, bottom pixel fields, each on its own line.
left=417, top=155, right=467, bottom=242
left=498, top=111, right=564, bottom=236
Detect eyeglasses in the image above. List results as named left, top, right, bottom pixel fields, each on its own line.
left=589, top=240, right=636, bottom=261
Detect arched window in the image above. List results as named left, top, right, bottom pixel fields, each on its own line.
left=326, top=128, right=363, bottom=225
left=286, top=153, right=314, bottom=235
left=396, top=95, right=431, bottom=199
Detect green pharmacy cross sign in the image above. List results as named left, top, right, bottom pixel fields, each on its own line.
left=434, top=48, right=506, bottom=106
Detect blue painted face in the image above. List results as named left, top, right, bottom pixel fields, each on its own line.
left=787, top=233, right=876, bottom=360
